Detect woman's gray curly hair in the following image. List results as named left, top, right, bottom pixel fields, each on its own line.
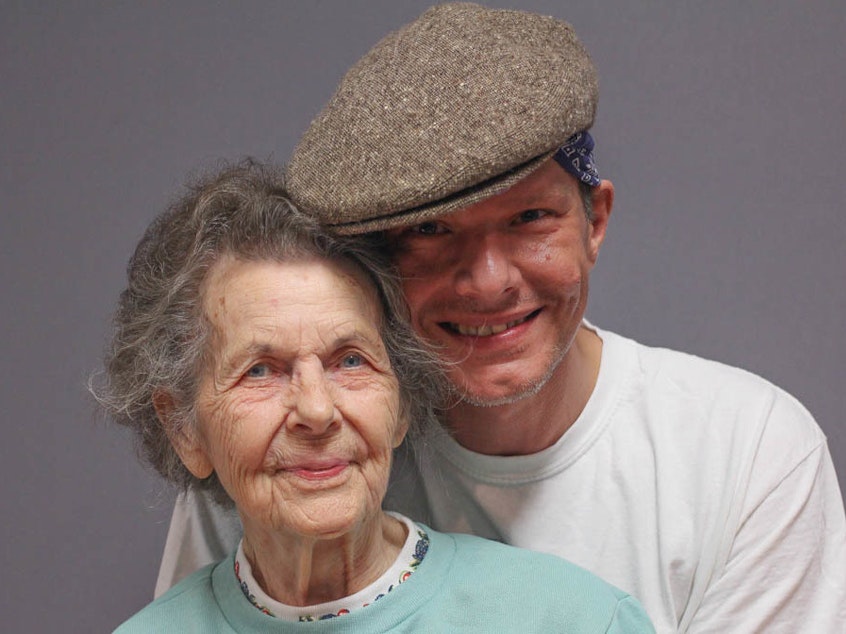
left=95, top=159, right=444, bottom=507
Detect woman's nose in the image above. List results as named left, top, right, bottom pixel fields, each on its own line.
left=287, top=363, right=338, bottom=435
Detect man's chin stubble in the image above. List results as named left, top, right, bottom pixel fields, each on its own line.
left=448, top=344, right=567, bottom=408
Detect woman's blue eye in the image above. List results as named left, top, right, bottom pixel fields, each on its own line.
left=246, top=364, right=269, bottom=378
left=340, top=354, right=364, bottom=369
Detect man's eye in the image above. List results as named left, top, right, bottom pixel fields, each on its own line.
left=339, top=353, right=364, bottom=369
left=516, top=209, right=547, bottom=224
left=413, top=221, right=443, bottom=235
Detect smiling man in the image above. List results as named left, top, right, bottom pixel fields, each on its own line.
left=156, top=4, right=846, bottom=632
left=382, top=158, right=610, bottom=456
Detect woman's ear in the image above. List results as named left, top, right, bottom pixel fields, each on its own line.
left=392, top=407, right=410, bottom=449
left=153, top=390, right=213, bottom=479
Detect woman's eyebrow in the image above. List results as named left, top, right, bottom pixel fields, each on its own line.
left=215, top=341, right=275, bottom=376
left=321, top=331, right=387, bottom=362
left=217, top=328, right=383, bottom=371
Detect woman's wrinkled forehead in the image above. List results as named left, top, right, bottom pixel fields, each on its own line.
left=205, top=251, right=383, bottom=311
left=200, top=255, right=387, bottom=360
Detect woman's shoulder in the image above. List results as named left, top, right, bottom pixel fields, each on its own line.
left=427, top=529, right=655, bottom=632
left=113, top=562, right=223, bottom=633
left=446, top=531, right=619, bottom=587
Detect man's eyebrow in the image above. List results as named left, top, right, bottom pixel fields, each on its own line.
left=514, top=183, right=574, bottom=208
left=516, top=193, right=549, bottom=207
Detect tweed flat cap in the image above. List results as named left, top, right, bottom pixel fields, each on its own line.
left=288, top=2, right=598, bottom=234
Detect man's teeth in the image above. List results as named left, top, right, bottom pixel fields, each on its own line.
left=453, top=315, right=529, bottom=336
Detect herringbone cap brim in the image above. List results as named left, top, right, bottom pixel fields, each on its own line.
left=287, top=2, right=598, bottom=234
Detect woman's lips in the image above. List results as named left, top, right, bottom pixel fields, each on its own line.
left=284, top=462, right=349, bottom=481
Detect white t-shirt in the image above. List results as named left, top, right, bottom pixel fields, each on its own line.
left=156, top=326, right=846, bottom=632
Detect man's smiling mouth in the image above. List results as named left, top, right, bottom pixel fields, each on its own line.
left=442, top=309, right=541, bottom=337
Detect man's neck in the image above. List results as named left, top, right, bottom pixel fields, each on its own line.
left=443, top=325, right=603, bottom=456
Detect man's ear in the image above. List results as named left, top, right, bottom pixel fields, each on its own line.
left=153, top=390, right=213, bottom=479
left=587, top=179, right=614, bottom=264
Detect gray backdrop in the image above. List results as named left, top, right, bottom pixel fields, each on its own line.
left=2, top=1, right=843, bottom=630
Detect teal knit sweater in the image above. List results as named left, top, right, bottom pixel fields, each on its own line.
left=115, top=527, right=654, bottom=633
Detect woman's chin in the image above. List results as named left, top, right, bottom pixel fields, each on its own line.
left=236, top=473, right=389, bottom=544
left=266, top=501, right=377, bottom=543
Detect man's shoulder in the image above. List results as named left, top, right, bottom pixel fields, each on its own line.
left=603, top=327, right=808, bottom=412
left=599, top=326, right=825, bottom=453
left=603, top=325, right=760, bottom=379
left=446, top=530, right=625, bottom=595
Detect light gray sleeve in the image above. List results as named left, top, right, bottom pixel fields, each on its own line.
left=154, top=489, right=242, bottom=597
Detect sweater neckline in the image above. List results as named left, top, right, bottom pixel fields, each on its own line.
left=232, top=513, right=428, bottom=622
left=209, top=525, right=457, bottom=632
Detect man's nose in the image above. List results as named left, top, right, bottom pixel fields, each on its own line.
left=287, top=362, right=338, bottom=435
left=452, top=234, right=518, bottom=299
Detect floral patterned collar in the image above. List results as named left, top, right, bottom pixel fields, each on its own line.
left=234, top=513, right=429, bottom=622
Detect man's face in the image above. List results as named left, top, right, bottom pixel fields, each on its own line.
left=386, top=160, right=611, bottom=406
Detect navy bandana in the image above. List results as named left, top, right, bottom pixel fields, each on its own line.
left=553, top=131, right=600, bottom=187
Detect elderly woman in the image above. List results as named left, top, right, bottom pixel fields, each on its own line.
left=100, top=161, right=654, bottom=632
